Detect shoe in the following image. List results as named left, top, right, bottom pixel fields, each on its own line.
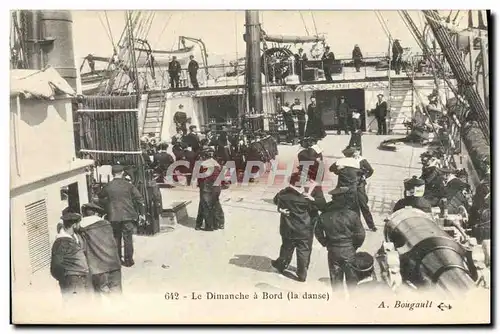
left=271, top=260, right=285, bottom=273
left=370, top=227, right=378, bottom=232
left=296, top=276, right=307, bottom=283
left=122, top=259, right=135, bottom=267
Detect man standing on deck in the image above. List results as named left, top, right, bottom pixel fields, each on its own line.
left=337, top=96, right=350, bottom=135
left=168, top=56, right=181, bottom=89
left=352, top=44, right=363, bottom=72
left=271, top=172, right=325, bottom=282
left=291, top=98, right=307, bottom=139
left=281, top=101, right=296, bottom=143
left=322, top=46, right=335, bottom=82
left=392, top=39, right=404, bottom=75
left=50, top=213, right=91, bottom=302
left=174, top=104, right=188, bottom=134
left=353, top=147, right=377, bottom=231
left=79, top=202, right=122, bottom=296
left=373, top=93, right=388, bottom=135
left=188, top=55, right=200, bottom=89
left=315, top=187, right=365, bottom=292
left=305, top=97, right=326, bottom=139
left=98, top=165, right=146, bottom=267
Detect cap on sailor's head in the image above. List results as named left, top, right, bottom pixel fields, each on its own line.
left=353, top=252, right=374, bottom=273
left=60, top=212, right=82, bottom=223
left=111, top=165, right=125, bottom=174
left=81, top=202, right=105, bottom=214
left=342, top=147, right=356, bottom=157
left=404, top=176, right=425, bottom=190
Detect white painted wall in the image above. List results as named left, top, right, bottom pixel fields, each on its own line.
left=161, top=97, right=203, bottom=142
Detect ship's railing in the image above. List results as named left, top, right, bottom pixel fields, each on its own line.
left=134, top=51, right=447, bottom=91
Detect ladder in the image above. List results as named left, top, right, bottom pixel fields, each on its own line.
left=388, top=77, right=414, bottom=134
left=142, top=91, right=166, bottom=140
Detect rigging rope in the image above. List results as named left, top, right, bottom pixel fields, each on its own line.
left=97, top=12, right=114, bottom=46
left=153, top=13, right=173, bottom=46
left=104, top=11, right=115, bottom=48
left=311, top=11, right=319, bottom=36
left=300, top=12, right=310, bottom=36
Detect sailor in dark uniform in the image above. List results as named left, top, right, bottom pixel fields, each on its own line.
left=441, top=168, right=473, bottom=214
left=351, top=252, right=391, bottom=295
left=297, top=138, right=320, bottom=180
left=152, top=142, right=175, bottom=182
left=348, top=110, right=362, bottom=153
left=421, top=156, right=445, bottom=206
left=281, top=101, right=296, bottom=143
left=315, top=186, right=365, bottom=292
left=79, top=202, right=122, bottom=296
left=353, top=147, right=376, bottom=231
left=305, top=97, right=326, bottom=139
left=184, top=125, right=201, bottom=153
left=393, top=176, right=432, bottom=213
left=291, top=98, right=307, bottom=139
left=196, top=150, right=226, bottom=231
left=50, top=212, right=91, bottom=301
left=337, top=96, right=350, bottom=135
left=173, top=104, right=188, bottom=134
left=271, top=172, right=325, bottom=282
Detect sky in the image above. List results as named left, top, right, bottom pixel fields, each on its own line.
left=71, top=10, right=459, bottom=63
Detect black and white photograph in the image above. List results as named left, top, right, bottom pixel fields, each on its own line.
left=9, top=9, right=491, bottom=324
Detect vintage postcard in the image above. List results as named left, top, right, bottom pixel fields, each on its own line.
left=10, top=9, right=491, bottom=324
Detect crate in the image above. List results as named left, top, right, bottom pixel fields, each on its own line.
left=160, top=200, right=192, bottom=232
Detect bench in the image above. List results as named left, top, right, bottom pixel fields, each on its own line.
left=160, top=200, right=192, bottom=232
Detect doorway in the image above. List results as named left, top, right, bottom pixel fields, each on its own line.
left=315, top=89, right=366, bottom=131
left=205, top=95, right=242, bottom=123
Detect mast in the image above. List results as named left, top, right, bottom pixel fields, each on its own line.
left=245, top=10, right=263, bottom=130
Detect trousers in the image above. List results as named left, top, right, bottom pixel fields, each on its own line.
left=111, top=221, right=135, bottom=262
left=338, top=117, right=349, bottom=134
left=327, top=245, right=358, bottom=291
left=376, top=117, right=387, bottom=135
left=297, top=119, right=306, bottom=138
left=197, top=188, right=225, bottom=230
left=356, top=185, right=375, bottom=229
left=275, top=236, right=313, bottom=281
left=92, top=269, right=122, bottom=295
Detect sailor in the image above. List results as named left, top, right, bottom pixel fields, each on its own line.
left=152, top=142, right=175, bottom=182
left=188, top=55, right=200, bottom=89
left=392, top=39, right=404, bottom=75
left=441, top=168, right=473, bottom=214
left=321, top=46, right=335, bottom=82
left=393, top=176, right=432, bottom=213
left=297, top=137, right=324, bottom=182
left=79, top=202, right=122, bottom=296
left=426, top=92, right=441, bottom=123
left=337, top=96, right=350, bottom=135
left=348, top=110, right=362, bottom=153
left=50, top=212, right=91, bottom=301
left=271, top=172, right=324, bottom=282
left=196, top=149, right=226, bottom=231
left=353, top=147, right=377, bottom=231
left=184, top=125, right=201, bottom=153
left=294, top=48, right=304, bottom=80
left=291, top=98, right=307, bottom=139
left=314, top=186, right=365, bottom=291
left=305, top=97, right=326, bottom=139
left=140, top=137, right=152, bottom=167
left=421, top=156, right=445, bottom=206
left=373, top=93, right=388, bottom=135
left=352, top=44, right=363, bottom=72
left=98, top=165, right=146, bottom=267
left=281, top=101, right=296, bottom=143
left=351, top=252, right=391, bottom=294
left=173, top=104, right=188, bottom=134
left=168, top=56, right=181, bottom=89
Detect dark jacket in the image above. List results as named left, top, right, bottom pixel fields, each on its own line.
left=184, top=132, right=201, bottom=152
left=291, top=103, right=306, bottom=120
left=79, top=217, right=121, bottom=275
left=168, top=60, right=181, bottom=73
left=357, top=157, right=374, bottom=187
left=374, top=101, right=388, bottom=119
left=338, top=102, right=349, bottom=118
left=393, top=196, right=432, bottom=213
left=50, top=234, right=89, bottom=281
left=352, top=47, right=363, bottom=59
left=153, top=151, right=175, bottom=170
left=329, top=157, right=363, bottom=190
left=98, top=178, right=145, bottom=222
left=198, top=160, right=223, bottom=193
left=315, top=201, right=365, bottom=248
left=392, top=41, right=403, bottom=57
left=188, top=59, right=199, bottom=73
left=273, top=187, right=317, bottom=239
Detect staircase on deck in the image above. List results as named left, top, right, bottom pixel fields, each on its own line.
left=142, top=91, right=167, bottom=140
left=389, top=77, right=414, bottom=134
